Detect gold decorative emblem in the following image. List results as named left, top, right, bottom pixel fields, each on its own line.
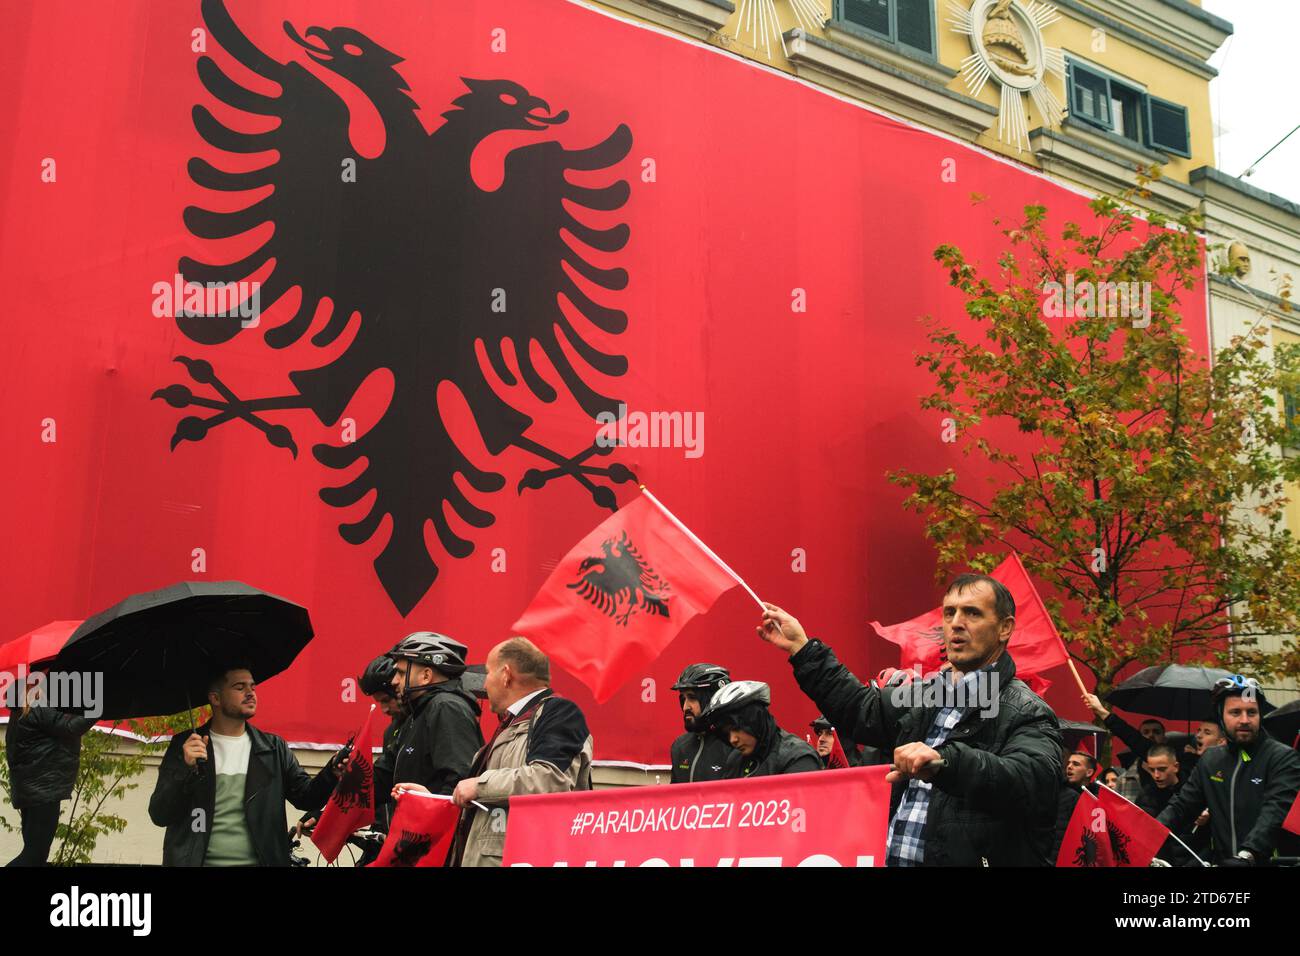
left=949, top=0, right=1065, bottom=150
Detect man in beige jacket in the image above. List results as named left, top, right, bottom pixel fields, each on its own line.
left=448, top=637, right=593, bottom=866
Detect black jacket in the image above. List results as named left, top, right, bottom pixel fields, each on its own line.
left=721, top=711, right=822, bottom=779
left=670, top=731, right=732, bottom=783
left=148, top=721, right=337, bottom=867
left=5, top=707, right=94, bottom=808
left=390, top=679, right=483, bottom=796
left=1157, top=728, right=1300, bottom=862
left=791, top=641, right=1063, bottom=866
left=372, top=714, right=405, bottom=832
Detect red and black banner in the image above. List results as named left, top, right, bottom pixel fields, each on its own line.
left=0, top=0, right=1209, bottom=762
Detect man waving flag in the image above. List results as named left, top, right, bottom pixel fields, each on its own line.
left=870, top=552, right=1068, bottom=694
left=513, top=488, right=747, bottom=703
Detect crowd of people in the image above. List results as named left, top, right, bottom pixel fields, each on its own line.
left=5, top=573, right=1300, bottom=867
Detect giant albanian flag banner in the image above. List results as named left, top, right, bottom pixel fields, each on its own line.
left=0, top=0, right=1207, bottom=762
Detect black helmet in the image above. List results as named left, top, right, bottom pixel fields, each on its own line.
left=810, top=715, right=833, bottom=732
left=386, top=632, right=468, bottom=678
left=698, top=680, right=770, bottom=730
left=672, top=663, right=731, bottom=693
left=359, top=656, right=396, bottom=696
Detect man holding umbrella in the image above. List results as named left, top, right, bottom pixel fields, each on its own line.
left=149, top=664, right=343, bottom=866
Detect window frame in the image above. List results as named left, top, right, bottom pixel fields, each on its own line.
left=833, top=0, right=938, bottom=62
left=1066, top=56, right=1190, bottom=158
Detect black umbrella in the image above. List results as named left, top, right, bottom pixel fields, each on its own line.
left=1106, top=663, right=1274, bottom=722
left=1057, top=718, right=1104, bottom=751
left=1263, top=699, right=1300, bottom=747
left=55, top=581, right=313, bottom=721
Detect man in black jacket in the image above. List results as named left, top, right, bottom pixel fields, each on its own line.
left=1157, top=676, right=1300, bottom=865
left=697, top=680, right=822, bottom=778
left=386, top=632, right=484, bottom=797
left=757, top=573, right=1063, bottom=866
left=4, top=674, right=94, bottom=866
left=669, top=663, right=733, bottom=783
left=148, top=664, right=341, bottom=866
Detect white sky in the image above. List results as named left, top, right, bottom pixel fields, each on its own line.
left=1203, top=0, right=1299, bottom=203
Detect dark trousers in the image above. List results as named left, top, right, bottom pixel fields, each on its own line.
left=6, top=802, right=61, bottom=866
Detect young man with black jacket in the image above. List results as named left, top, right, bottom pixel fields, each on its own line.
left=1157, top=676, right=1300, bottom=865
left=148, top=664, right=342, bottom=866
left=757, top=574, right=1063, bottom=866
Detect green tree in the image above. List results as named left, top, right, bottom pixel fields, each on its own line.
left=892, top=169, right=1300, bottom=703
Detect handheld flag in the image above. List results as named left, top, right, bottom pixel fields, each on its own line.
left=311, top=705, right=381, bottom=863
left=1095, top=784, right=1172, bottom=867
left=513, top=489, right=746, bottom=702
left=1055, top=789, right=1114, bottom=867
left=368, top=791, right=461, bottom=867
left=870, top=553, right=1068, bottom=693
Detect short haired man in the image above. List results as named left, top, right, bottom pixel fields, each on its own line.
left=1051, top=751, right=1098, bottom=857
left=758, top=574, right=1063, bottom=866
left=445, top=638, right=592, bottom=867
left=1083, top=692, right=1165, bottom=796
left=148, top=665, right=342, bottom=866
left=1157, top=677, right=1300, bottom=865
left=669, top=663, right=733, bottom=783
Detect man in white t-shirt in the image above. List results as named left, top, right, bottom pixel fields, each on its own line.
left=149, top=665, right=342, bottom=866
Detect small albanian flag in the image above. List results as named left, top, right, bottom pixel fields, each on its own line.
left=1282, top=790, right=1300, bottom=837
left=368, top=791, right=461, bottom=867
left=1096, top=784, right=1172, bottom=867
left=870, top=553, right=1068, bottom=695
left=310, top=705, right=379, bottom=863
left=513, top=489, right=745, bottom=703
left=1055, top=789, right=1113, bottom=867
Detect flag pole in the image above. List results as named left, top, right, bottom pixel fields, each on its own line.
left=638, top=485, right=765, bottom=611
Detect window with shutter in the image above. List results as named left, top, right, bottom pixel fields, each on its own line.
left=841, top=0, right=890, bottom=39
left=1147, top=96, right=1191, bottom=157
left=1069, top=63, right=1112, bottom=129
left=896, top=0, right=934, bottom=56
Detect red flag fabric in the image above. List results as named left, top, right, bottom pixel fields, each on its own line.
left=512, top=491, right=741, bottom=702
left=368, top=792, right=461, bottom=868
left=1283, top=790, right=1300, bottom=837
left=1055, top=789, right=1114, bottom=867
left=1096, top=784, right=1171, bottom=867
left=827, top=729, right=851, bottom=770
left=310, top=706, right=381, bottom=863
left=870, top=553, right=1069, bottom=690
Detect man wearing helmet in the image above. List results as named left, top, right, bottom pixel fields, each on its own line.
left=1156, top=676, right=1300, bottom=865
left=669, top=663, right=734, bottom=783
left=386, top=632, right=484, bottom=797
left=696, top=680, right=821, bottom=778
left=360, top=655, right=406, bottom=831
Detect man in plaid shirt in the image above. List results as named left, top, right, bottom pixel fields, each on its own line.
left=758, top=574, right=1064, bottom=866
